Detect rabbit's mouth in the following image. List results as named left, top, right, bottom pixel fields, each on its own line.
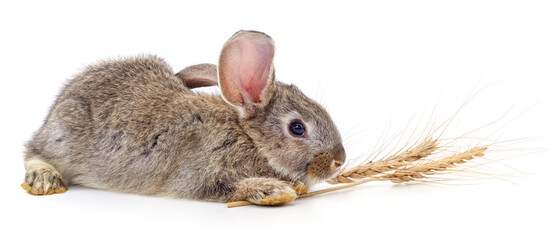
left=306, top=146, right=346, bottom=182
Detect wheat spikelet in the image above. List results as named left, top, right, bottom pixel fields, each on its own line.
left=378, top=146, right=487, bottom=183
left=328, top=137, right=439, bottom=184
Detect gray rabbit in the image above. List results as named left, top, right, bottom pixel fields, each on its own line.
left=21, top=30, right=345, bottom=205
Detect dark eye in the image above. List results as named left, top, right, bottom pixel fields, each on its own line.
left=289, top=121, right=306, bottom=137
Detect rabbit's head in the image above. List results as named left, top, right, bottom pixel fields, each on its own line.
left=218, top=31, right=345, bottom=186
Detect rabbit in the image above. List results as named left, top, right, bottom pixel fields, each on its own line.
left=21, top=30, right=346, bottom=205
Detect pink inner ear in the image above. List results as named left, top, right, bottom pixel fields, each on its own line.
left=219, top=31, right=275, bottom=106
left=236, top=38, right=273, bottom=103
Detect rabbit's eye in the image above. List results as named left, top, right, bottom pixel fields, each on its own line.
left=289, top=121, right=306, bottom=137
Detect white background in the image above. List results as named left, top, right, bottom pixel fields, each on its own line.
left=1, top=1, right=558, bottom=239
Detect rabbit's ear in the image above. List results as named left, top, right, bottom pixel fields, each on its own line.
left=218, top=31, right=275, bottom=113
left=176, top=63, right=218, bottom=89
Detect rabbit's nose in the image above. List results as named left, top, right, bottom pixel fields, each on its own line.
left=333, top=160, right=342, bottom=168
left=332, top=144, right=346, bottom=167
left=329, top=144, right=346, bottom=171
left=331, top=159, right=343, bottom=171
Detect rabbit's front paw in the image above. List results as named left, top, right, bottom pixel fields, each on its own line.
left=258, top=191, right=298, bottom=205
left=233, top=178, right=297, bottom=205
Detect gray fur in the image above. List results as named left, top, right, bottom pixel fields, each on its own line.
left=23, top=31, right=345, bottom=203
